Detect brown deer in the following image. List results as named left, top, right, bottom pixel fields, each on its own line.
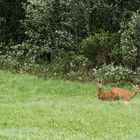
left=97, top=81, right=119, bottom=101
left=97, top=81, right=140, bottom=101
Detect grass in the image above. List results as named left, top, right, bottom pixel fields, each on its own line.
left=0, top=70, right=140, bottom=140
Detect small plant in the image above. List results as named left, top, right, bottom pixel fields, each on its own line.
left=66, top=70, right=95, bottom=81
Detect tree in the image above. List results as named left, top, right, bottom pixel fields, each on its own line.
left=121, top=12, right=140, bottom=70
left=0, top=0, right=27, bottom=43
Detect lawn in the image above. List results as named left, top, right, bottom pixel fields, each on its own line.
left=0, top=70, right=140, bottom=140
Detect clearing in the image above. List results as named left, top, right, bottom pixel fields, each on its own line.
left=0, top=71, right=140, bottom=140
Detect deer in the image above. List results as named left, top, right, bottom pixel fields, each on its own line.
left=97, top=81, right=140, bottom=101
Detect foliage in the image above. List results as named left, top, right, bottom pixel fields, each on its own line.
left=45, top=51, right=88, bottom=75
left=82, top=31, right=119, bottom=66
left=22, top=0, right=135, bottom=62
left=0, top=0, right=140, bottom=82
left=0, top=42, right=41, bottom=73
left=120, top=12, right=140, bottom=70
left=95, top=64, right=137, bottom=84
left=0, top=0, right=27, bottom=43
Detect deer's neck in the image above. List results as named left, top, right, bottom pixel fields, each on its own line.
left=98, top=88, right=103, bottom=96
left=130, top=92, right=138, bottom=100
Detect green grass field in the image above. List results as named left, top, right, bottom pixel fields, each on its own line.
left=0, top=70, right=140, bottom=140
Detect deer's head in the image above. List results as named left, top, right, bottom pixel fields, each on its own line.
left=97, top=81, right=103, bottom=89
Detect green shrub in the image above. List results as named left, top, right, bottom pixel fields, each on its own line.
left=46, top=51, right=88, bottom=75
left=82, top=31, right=119, bottom=67
left=95, top=64, right=137, bottom=84
left=0, top=42, right=41, bottom=73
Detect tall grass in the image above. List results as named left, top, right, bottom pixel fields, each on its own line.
left=0, top=70, right=140, bottom=140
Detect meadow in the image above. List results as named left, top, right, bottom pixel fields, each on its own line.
left=0, top=70, right=140, bottom=140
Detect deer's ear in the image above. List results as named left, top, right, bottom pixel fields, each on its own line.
left=98, top=81, right=102, bottom=84
left=138, top=86, right=140, bottom=92
left=132, top=84, right=137, bottom=89
left=132, top=84, right=140, bottom=92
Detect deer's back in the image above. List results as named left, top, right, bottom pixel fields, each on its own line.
left=98, top=91, right=118, bottom=101
left=111, top=88, right=131, bottom=100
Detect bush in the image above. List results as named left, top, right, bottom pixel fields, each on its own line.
left=0, top=42, right=42, bottom=73
left=82, top=31, right=120, bottom=67
left=95, top=64, right=137, bottom=84
left=46, top=50, right=88, bottom=75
